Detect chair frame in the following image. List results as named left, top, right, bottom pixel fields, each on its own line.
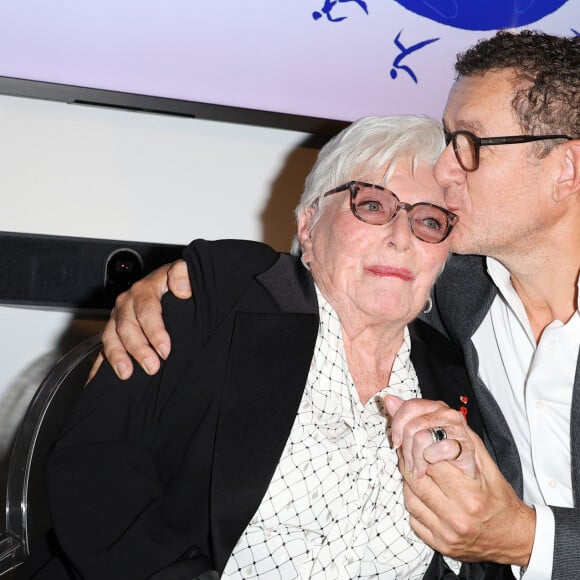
left=0, top=335, right=102, bottom=575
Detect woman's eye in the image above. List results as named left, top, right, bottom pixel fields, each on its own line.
left=359, top=200, right=382, bottom=212
left=421, top=217, right=443, bottom=230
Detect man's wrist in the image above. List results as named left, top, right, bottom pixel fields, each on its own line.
left=514, top=504, right=554, bottom=580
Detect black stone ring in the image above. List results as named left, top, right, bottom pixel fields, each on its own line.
left=429, top=427, right=448, bottom=443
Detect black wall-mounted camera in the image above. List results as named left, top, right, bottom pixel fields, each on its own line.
left=0, top=231, right=184, bottom=312
left=104, top=248, right=144, bottom=298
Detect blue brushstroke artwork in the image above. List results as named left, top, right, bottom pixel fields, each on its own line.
left=393, top=0, right=570, bottom=31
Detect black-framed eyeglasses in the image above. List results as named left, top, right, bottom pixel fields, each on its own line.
left=323, top=180, right=458, bottom=244
left=444, top=129, right=574, bottom=172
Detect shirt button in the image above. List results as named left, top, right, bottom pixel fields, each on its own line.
left=548, top=479, right=557, bottom=489
left=535, top=400, right=544, bottom=410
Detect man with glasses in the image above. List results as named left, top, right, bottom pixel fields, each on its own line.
left=385, top=29, right=580, bottom=580
left=97, top=30, right=579, bottom=578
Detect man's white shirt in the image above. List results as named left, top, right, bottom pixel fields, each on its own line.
left=472, top=258, right=580, bottom=579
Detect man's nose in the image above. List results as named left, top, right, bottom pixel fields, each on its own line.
left=434, top=144, right=467, bottom=186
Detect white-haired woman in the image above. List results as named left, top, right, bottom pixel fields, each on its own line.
left=29, top=116, right=511, bottom=580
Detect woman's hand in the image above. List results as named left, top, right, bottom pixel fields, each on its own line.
left=89, top=259, right=191, bottom=381
left=384, top=395, right=476, bottom=478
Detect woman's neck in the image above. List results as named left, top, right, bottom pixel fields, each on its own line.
left=342, top=324, right=405, bottom=405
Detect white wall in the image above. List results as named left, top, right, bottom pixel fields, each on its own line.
left=0, top=94, right=319, bottom=465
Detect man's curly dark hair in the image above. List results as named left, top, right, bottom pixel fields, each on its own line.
left=455, top=30, right=579, bottom=153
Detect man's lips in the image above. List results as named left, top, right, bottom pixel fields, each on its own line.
left=366, top=266, right=415, bottom=281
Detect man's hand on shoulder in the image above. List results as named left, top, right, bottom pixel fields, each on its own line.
left=89, top=259, right=192, bottom=381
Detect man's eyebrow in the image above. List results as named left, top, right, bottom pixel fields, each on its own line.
left=442, top=119, right=485, bottom=134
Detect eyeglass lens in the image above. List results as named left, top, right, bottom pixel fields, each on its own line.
left=352, top=185, right=452, bottom=243
left=450, top=132, right=477, bottom=171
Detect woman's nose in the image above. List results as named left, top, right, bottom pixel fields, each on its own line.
left=384, top=209, right=413, bottom=250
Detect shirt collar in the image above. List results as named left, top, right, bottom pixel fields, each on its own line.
left=485, top=256, right=580, bottom=336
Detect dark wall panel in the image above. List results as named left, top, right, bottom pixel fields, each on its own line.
left=0, top=231, right=184, bottom=312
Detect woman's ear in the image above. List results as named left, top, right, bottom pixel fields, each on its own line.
left=297, top=207, right=315, bottom=261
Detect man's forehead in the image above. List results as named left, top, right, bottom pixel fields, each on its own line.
left=442, top=75, right=507, bottom=133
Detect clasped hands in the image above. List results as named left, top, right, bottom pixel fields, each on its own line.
left=384, top=396, right=535, bottom=567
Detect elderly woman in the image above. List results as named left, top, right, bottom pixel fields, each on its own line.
left=32, top=115, right=509, bottom=580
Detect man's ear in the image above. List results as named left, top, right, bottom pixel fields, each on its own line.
left=297, top=207, right=315, bottom=260
left=554, top=140, right=580, bottom=201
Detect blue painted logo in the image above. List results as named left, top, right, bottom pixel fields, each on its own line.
left=393, top=0, right=570, bottom=31
left=390, top=31, right=439, bottom=83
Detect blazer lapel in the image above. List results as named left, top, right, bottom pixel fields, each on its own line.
left=433, top=254, right=496, bottom=346
left=210, top=256, right=319, bottom=570
left=409, top=319, right=484, bottom=436
left=433, top=255, right=524, bottom=496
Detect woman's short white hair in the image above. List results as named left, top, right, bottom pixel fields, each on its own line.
left=290, top=115, right=445, bottom=255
